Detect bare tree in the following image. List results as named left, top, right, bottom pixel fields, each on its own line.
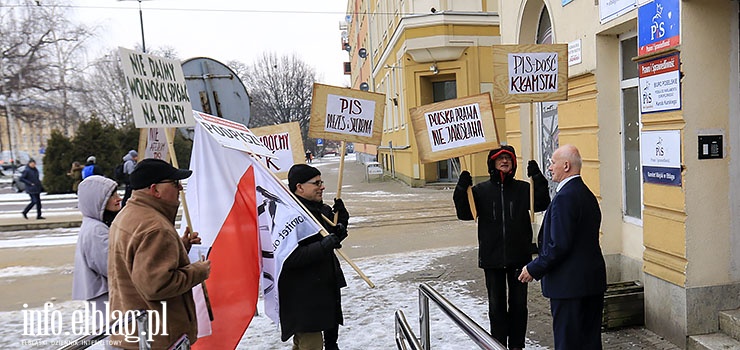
left=77, top=45, right=180, bottom=127
left=237, top=53, right=317, bottom=140
left=0, top=0, right=94, bottom=139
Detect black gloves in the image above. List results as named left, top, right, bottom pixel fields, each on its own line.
left=457, top=170, right=472, bottom=188
left=333, top=198, right=349, bottom=222
left=320, top=234, right=342, bottom=251
left=527, top=160, right=543, bottom=177
left=334, top=222, right=348, bottom=241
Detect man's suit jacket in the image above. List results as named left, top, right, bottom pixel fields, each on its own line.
left=526, top=176, right=606, bottom=299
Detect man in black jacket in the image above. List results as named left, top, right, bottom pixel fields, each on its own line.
left=453, top=145, right=550, bottom=350
left=281, top=164, right=349, bottom=350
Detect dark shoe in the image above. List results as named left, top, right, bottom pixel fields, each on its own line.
left=36, top=216, right=46, bottom=220
left=22, top=212, right=28, bottom=219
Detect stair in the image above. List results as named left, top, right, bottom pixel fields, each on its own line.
left=688, top=309, right=740, bottom=350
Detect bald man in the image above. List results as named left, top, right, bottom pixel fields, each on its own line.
left=518, top=144, right=606, bottom=350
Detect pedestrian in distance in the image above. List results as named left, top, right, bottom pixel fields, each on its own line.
left=120, top=150, right=139, bottom=207
left=305, top=149, right=313, bottom=164
left=20, top=159, right=45, bottom=220
left=68, top=161, right=84, bottom=194
left=281, top=164, right=349, bottom=350
left=81, top=156, right=104, bottom=180
left=72, top=175, right=121, bottom=312
left=108, top=158, right=211, bottom=349
left=519, top=144, right=606, bottom=350
left=453, top=145, right=550, bottom=350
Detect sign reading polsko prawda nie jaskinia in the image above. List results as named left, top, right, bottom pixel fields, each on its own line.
left=118, top=47, right=195, bottom=128
left=492, top=44, right=569, bottom=104
left=309, top=83, right=385, bottom=145
left=410, top=93, right=500, bottom=164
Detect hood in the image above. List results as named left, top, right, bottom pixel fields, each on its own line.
left=487, top=145, right=517, bottom=183
left=77, top=175, right=118, bottom=221
left=122, top=153, right=133, bottom=162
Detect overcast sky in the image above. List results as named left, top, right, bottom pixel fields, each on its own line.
left=69, top=0, right=351, bottom=87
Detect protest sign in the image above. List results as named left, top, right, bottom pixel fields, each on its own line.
left=410, top=93, right=499, bottom=164
left=308, top=83, right=385, bottom=145
left=492, top=44, right=569, bottom=104
left=192, top=111, right=274, bottom=158
left=250, top=122, right=305, bottom=178
left=118, top=47, right=195, bottom=128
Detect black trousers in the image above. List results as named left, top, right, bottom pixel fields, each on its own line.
left=323, top=324, right=339, bottom=350
left=23, top=193, right=42, bottom=218
left=484, top=267, right=528, bottom=348
left=550, top=294, right=604, bottom=350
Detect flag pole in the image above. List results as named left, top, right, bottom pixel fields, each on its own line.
left=332, top=140, right=347, bottom=225
left=252, top=153, right=375, bottom=288
left=529, top=102, right=535, bottom=223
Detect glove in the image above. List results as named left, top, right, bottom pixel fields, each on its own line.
left=320, top=234, right=342, bottom=251
left=457, top=171, right=472, bottom=188
left=334, top=223, right=348, bottom=241
left=333, top=198, right=349, bottom=222
left=527, top=160, right=542, bottom=177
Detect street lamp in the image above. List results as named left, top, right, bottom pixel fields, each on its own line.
left=118, top=0, right=150, bottom=52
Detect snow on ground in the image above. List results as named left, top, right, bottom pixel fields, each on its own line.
left=0, top=245, right=548, bottom=349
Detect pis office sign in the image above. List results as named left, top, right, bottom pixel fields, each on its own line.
left=638, top=0, right=680, bottom=56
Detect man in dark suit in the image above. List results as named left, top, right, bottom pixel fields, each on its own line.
left=518, top=144, right=606, bottom=350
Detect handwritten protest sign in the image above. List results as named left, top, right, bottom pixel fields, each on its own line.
left=309, top=83, right=385, bottom=145
left=144, top=128, right=171, bottom=161
left=251, top=122, right=305, bottom=179
left=192, top=111, right=273, bottom=158
left=118, top=47, right=195, bottom=128
left=410, top=93, right=499, bottom=163
left=492, top=44, right=568, bottom=104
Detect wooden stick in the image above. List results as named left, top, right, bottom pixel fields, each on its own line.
left=253, top=153, right=375, bottom=288
left=460, top=157, right=477, bottom=220
left=529, top=103, right=535, bottom=223
left=333, top=140, right=347, bottom=225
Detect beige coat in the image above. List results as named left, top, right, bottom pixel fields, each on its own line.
left=108, top=191, right=209, bottom=349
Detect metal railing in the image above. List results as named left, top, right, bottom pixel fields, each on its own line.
left=395, top=282, right=507, bottom=350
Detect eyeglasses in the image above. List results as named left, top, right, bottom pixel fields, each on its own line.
left=158, top=179, right=181, bottom=188
left=303, top=180, right=324, bottom=187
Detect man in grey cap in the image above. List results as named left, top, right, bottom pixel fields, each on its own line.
left=107, top=158, right=210, bottom=349
left=120, top=150, right=139, bottom=207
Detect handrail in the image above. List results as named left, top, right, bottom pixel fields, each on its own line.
left=57, top=310, right=150, bottom=350
left=395, top=310, right=422, bottom=350
left=418, top=283, right=506, bottom=350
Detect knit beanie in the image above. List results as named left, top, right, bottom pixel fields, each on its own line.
left=288, top=164, right=321, bottom=193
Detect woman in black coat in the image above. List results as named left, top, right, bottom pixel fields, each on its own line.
left=20, top=159, right=45, bottom=220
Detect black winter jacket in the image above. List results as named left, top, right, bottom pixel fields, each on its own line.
left=454, top=167, right=550, bottom=269
left=278, top=196, right=348, bottom=341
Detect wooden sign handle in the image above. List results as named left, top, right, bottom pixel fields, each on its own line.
left=460, top=157, right=477, bottom=220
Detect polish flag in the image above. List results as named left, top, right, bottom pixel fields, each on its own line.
left=186, top=122, right=261, bottom=349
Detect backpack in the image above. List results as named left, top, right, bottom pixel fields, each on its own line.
left=114, top=162, right=128, bottom=184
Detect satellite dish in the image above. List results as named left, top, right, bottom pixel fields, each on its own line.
left=358, top=48, right=367, bottom=59
left=182, top=57, right=251, bottom=126
left=359, top=82, right=369, bottom=91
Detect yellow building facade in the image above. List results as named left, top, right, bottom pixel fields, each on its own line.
left=347, top=0, right=740, bottom=348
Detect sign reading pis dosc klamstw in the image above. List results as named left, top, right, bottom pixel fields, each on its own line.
left=639, top=53, right=681, bottom=114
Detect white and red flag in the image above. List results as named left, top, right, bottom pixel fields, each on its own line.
left=186, top=112, right=322, bottom=348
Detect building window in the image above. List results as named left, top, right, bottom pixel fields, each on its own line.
left=621, top=35, right=641, bottom=220
left=536, top=7, right=559, bottom=196
left=432, top=80, right=459, bottom=181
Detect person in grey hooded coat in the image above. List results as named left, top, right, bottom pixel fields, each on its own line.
left=72, top=175, right=121, bottom=311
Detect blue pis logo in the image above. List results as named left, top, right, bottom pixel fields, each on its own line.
left=655, top=137, right=665, bottom=157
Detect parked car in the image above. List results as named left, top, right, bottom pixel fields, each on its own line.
left=0, top=150, right=31, bottom=170
left=11, top=165, right=26, bottom=192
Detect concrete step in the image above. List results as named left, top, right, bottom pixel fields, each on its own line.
left=719, top=309, right=740, bottom=342
left=688, top=333, right=740, bottom=350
